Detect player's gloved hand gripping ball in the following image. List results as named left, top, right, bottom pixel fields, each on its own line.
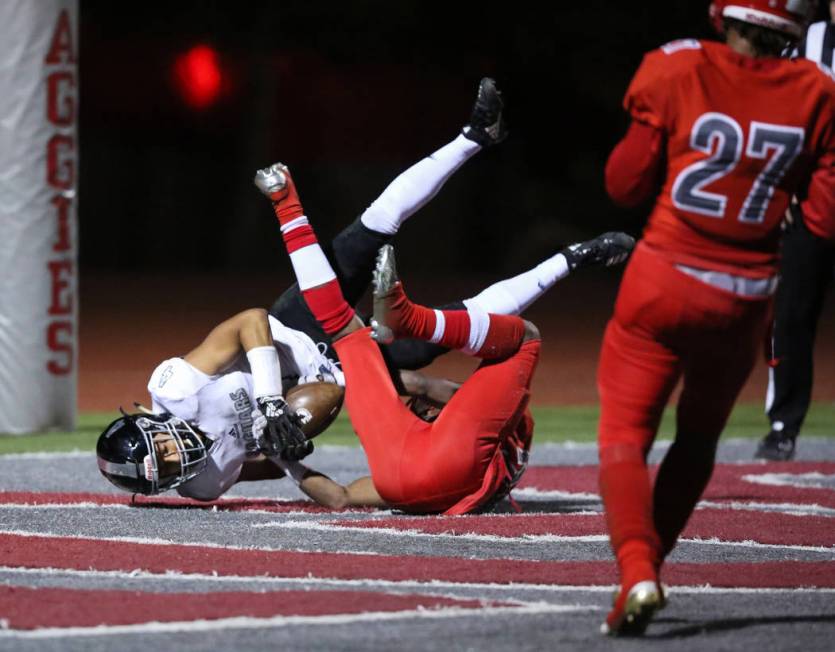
left=252, top=395, right=313, bottom=461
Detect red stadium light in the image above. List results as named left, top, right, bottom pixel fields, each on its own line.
left=172, top=45, right=223, bottom=109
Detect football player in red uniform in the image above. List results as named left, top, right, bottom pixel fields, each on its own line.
left=256, top=162, right=543, bottom=515
left=597, top=0, right=835, bottom=636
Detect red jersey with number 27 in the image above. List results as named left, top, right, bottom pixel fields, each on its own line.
left=626, top=39, right=835, bottom=278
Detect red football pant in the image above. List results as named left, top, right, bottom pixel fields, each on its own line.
left=333, top=327, right=540, bottom=514
left=597, top=244, right=772, bottom=583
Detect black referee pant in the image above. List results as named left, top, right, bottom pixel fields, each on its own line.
left=767, top=218, right=835, bottom=435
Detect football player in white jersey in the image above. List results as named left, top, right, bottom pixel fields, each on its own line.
left=96, top=305, right=458, bottom=505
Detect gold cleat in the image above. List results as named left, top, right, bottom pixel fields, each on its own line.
left=600, top=580, right=664, bottom=637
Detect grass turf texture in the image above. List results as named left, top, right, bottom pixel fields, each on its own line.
left=1, top=403, right=833, bottom=454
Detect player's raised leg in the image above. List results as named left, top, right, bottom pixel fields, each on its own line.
left=269, top=76, right=508, bottom=345
left=371, top=245, right=532, bottom=360
left=358, top=77, right=506, bottom=237
left=463, top=232, right=635, bottom=315
left=254, top=163, right=359, bottom=339
left=379, top=230, right=635, bottom=371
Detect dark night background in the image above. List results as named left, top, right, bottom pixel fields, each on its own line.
left=74, top=1, right=835, bottom=411
left=78, top=0, right=730, bottom=280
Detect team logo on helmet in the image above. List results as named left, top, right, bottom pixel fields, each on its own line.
left=710, top=0, right=812, bottom=38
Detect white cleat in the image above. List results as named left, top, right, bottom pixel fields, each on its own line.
left=370, top=245, right=400, bottom=345
left=254, top=162, right=289, bottom=197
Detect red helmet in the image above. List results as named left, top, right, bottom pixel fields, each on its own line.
left=709, top=0, right=813, bottom=38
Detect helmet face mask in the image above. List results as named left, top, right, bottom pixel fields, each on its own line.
left=97, top=413, right=208, bottom=495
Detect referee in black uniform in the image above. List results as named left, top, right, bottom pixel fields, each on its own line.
left=757, top=2, right=835, bottom=460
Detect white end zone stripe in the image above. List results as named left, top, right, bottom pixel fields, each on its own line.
left=0, top=529, right=375, bottom=556
left=0, top=450, right=91, bottom=460
left=254, top=518, right=610, bottom=544
left=429, top=310, right=445, bottom=344
left=0, top=603, right=592, bottom=639
left=289, top=244, right=337, bottom=291
left=698, top=500, right=835, bottom=517
left=3, top=566, right=833, bottom=596
left=10, top=504, right=830, bottom=552
left=742, top=472, right=835, bottom=489
left=254, top=520, right=835, bottom=552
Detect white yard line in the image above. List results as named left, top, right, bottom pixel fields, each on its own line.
left=0, top=528, right=380, bottom=556
left=0, top=450, right=90, bottom=460
left=0, top=603, right=591, bottom=639
left=697, top=500, right=835, bottom=517
left=256, top=519, right=835, bottom=553
left=510, top=487, right=600, bottom=501
left=2, top=565, right=834, bottom=596
left=0, top=502, right=322, bottom=517
left=255, top=518, right=610, bottom=543
left=742, top=472, right=835, bottom=489
left=2, top=497, right=833, bottom=519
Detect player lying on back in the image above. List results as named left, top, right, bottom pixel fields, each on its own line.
left=97, top=78, right=635, bottom=507
left=596, top=0, right=835, bottom=637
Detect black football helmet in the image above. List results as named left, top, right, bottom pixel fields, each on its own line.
left=96, top=411, right=208, bottom=495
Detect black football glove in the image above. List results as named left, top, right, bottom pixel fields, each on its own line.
left=254, top=395, right=313, bottom=461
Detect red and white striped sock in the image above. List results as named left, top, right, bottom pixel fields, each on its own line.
left=383, top=283, right=525, bottom=359
left=270, top=173, right=354, bottom=335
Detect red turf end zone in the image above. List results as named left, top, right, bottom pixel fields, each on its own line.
left=0, top=585, right=503, bottom=630
left=331, top=508, right=835, bottom=547
left=1, top=533, right=833, bottom=589
left=520, top=462, right=835, bottom=508
left=2, top=491, right=832, bottom=547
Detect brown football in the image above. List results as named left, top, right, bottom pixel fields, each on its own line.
left=284, top=381, right=345, bottom=439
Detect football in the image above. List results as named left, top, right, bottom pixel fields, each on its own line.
left=284, top=381, right=345, bottom=439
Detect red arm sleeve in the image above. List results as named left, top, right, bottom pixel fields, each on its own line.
left=800, top=148, right=835, bottom=241
left=604, top=120, right=665, bottom=208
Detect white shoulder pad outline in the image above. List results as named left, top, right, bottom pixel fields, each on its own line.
left=660, top=39, right=702, bottom=55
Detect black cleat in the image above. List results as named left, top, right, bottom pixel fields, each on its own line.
left=562, top=232, right=636, bottom=272
left=755, top=429, right=797, bottom=461
left=462, top=77, right=507, bottom=147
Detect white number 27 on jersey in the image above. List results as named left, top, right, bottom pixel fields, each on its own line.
left=672, top=112, right=804, bottom=223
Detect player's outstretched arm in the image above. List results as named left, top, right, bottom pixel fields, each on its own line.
left=236, top=459, right=385, bottom=509
left=298, top=472, right=387, bottom=509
